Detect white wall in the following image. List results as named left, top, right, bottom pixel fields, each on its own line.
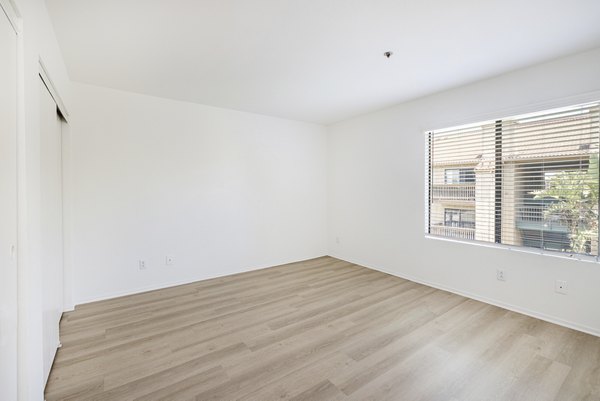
left=12, top=0, right=72, bottom=400
left=327, top=47, right=600, bottom=336
left=70, top=83, right=327, bottom=304
left=0, top=4, right=18, bottom=399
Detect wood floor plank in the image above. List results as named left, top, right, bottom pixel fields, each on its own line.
left=288, top=380, right=346, bottom=401
left=45, top=256, right=600, bottom=401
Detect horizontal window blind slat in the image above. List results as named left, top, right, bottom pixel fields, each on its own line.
left=428, top=102, right=600, bottom=257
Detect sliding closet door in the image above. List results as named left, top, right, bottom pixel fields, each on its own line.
left=40, top=80, right=64, bottom=384
left=0, top=7, right=18, bottom=401
left=0, top=8, right=17, bottom=400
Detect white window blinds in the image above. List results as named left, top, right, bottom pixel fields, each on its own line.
left=427, top=102, right=600, bottom=257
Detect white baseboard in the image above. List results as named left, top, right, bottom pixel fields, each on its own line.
left=328, top=253, right=600, bottom=338
left=73, top=254, right=329, bottom=307
left=75, top=275, right=228, bottom=306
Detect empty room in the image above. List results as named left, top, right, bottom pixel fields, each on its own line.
left=2, top=0, right=600, bottom=400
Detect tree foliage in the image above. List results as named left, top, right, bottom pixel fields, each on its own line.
left=531, top=155, right=599, bottom=254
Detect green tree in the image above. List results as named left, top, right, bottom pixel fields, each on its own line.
left=531, top=155, right=599, bottom=254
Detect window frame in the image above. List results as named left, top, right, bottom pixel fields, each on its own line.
left=424, top=100, right=600, bottom=263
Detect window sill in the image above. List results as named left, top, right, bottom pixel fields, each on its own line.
left=424, top=234, right=599, bottom=264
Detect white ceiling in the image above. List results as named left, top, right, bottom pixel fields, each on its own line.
left=46, top=0, right=600, bottom=124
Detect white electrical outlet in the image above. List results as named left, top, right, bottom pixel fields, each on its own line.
left=555, top=280, right=568, bottom=295
left=496, top=269, right=506, bottom=281
left=335, top=237, right=340, bottom=245
left=139, top=260, right=146, bottom=270
left=166, top=256, right=174, bottom=266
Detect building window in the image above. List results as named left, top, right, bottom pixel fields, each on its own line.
left=444, top=168, right=475, bottom=184
left=427, top=101, right=600, bottom=257
left=444, top=208, right=475, bottom=229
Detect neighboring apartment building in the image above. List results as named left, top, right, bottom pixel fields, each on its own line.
left=429, top=105, right=600, bottom=255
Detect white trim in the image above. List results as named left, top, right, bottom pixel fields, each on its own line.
left=0, top=0, right=21, bottom=34
left=74, top=255, right=328, bottom=306
left=61, top=121, right=75, bottom=312
left=425, top=234, right=599, bottom=264
left=329, top=253, right=600, bottom=338
left=39, top=58, right=70, bottom=122
left=75, top=276, right=235, bottom=306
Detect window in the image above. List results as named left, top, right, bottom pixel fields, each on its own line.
left=444, top=168, right=475, bottom=184
left=444, top=208, right=475, bottom=229
left=427, top=102, right=600, bottom=257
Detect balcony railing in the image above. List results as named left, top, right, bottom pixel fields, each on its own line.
left=517, top=206, right=544, bottom=222
left=430, top=225, right=475, bottom=240
left=515, top=206, right=570, bottom=233
left=432, top=184, right=475, bottom=201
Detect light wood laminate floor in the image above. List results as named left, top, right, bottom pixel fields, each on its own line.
left=46, top=256, right=600, bottom=401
